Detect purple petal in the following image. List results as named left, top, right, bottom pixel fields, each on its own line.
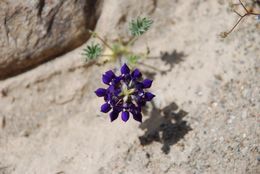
left=142, top=79, right=153, bottom=88
left=133, top=112, right=142, bottom=122
left=109, top=110, right=119, bottom=122
left=112, top=76, right=121, bottom=85
left=121, top=111, right=130, bottom=122
left=135, top=82, right=144, bottom=89
left=105, top=70, right=115, bottom=79
left=102, top=74, right=112, bottom=85
left=95, top=88, right=107, bottom=97
left=122, top=74, right=131, bottom=85
left=131, top=69, right=142, bottom=78
left=109, top=95, right=118, bottom=106
left=121, top=64, right=130, bottom=75
left=107, top=85, right=115, bottom=93
left=114, top=88, right=122, bottom=96
left=101, top=103, right=111, bottom=113
left=145, top=92, right=155, bottom=101
left=138, top=100, right=146, bottom=106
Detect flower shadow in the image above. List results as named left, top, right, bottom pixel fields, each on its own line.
left=139, top=102, right=192, bottom=154
left=160, top=50, right=186, bottom=71
left=143, top=50, right=187, bottom=76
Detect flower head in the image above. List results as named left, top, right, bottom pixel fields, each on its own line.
left=95, top=64, right=155, bottom=122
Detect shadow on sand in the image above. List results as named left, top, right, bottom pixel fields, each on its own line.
left=139, top=102, right=192, bottom=154
left=142, top=50, right=187, bottom=78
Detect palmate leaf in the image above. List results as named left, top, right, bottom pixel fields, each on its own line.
left=129, top=17, right=153, bottom=36
left=83, top=43, right=102, bottom=61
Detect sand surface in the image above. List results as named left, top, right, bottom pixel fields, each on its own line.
left=0, top=0, right=259, bottom=173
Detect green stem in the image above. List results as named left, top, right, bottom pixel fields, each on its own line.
left=127, top=36, right=138, bottom=47
left=89, top=30, right=113, bottom=51
left=100, top=54, right=113, bottom=57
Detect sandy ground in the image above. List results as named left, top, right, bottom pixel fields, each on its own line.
left=0, top=0, right=259, bottom=174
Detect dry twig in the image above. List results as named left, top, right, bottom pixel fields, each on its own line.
left=221, top=0, right=260, bottom=38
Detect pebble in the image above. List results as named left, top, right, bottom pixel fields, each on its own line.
left=219, top=136, right=224, bottom=142
left=196, top=91, right=203, bottom=96
left=256, top=15, right=260, bottom=22
left=242, top=89, right=249, bottom=98
left=241, top=110, right=247, bottom=119
left=0, top=116, right=6, bottom=129
left=227, top=115, right=236, bottom=124
left=211, top=102, right=218, bottom=107
left=1, top=88, right=8, bottom=97
left=257, top=156, right=260, bottom=162
left=241, top=147, right=248, bottom=155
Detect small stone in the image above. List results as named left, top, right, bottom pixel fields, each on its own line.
left=257, top=156, right=260, bottom=162
left=196, top=91, right=203, bottom=96
left=1, top=116, right=6, bottom=129
left=257, top=15, right=260, bottom=22
left=214, top=74, right=223, bottom=81
left=242, top=110, right=247, bottom=119
left=227, top=115, right=236, bottom=124
left=219, top=136, right=224, bottom=142
left=242, top=89, right=249, bottom=98
left=227, top=119, right=232, bottom=124
left=241, top=147, right=248, bottom=155
left=211, top=102, right=218, bottom=107
left=1, top=88, right=8, bottom=97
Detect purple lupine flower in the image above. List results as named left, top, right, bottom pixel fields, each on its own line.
left=95, top=64, right=155, bottom=122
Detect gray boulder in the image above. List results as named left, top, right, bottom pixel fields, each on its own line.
left=0, top=0, right=102, bottom=79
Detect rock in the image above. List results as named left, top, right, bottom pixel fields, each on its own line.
left=0, top=0, right=102, bottom=80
